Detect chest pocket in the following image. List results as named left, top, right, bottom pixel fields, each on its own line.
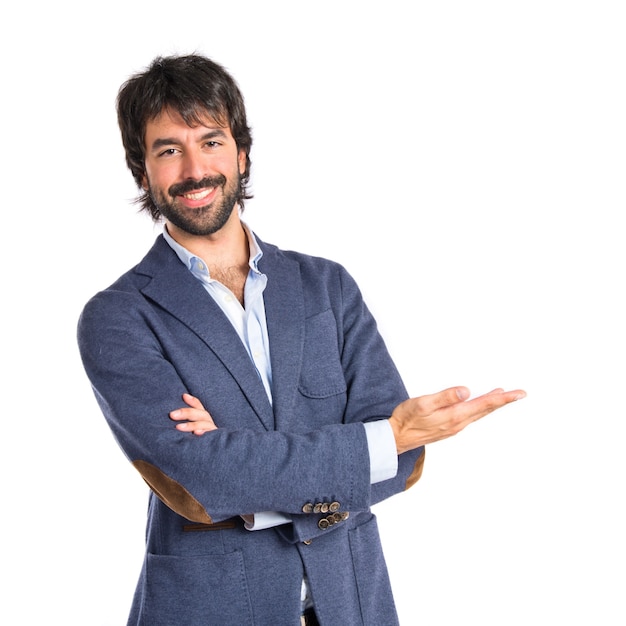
left=298, top=309, right=347, bottom=398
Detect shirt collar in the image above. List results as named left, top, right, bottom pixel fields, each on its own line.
left=162, top=222, right=264, bottom=276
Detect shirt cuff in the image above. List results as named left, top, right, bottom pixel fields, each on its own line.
left=243, top=511, right=291, bottom=530
left=364, top=419, right=398, bottom=484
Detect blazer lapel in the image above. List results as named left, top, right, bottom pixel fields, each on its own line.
left=137, top=236, right=275, bottom=430
left=259, top=243, right=305, bottom=432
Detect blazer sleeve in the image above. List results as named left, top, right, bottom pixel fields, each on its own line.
left=77, top=287, right=375, bottom=526
left=268, top=256, right=425, bottom=544
left=326, top=262, right=425, bottom=505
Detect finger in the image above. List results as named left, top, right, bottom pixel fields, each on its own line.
left=472, top=389, right=526, bottom=404
left=169, top=409, right=188, bottom=420
left=413, top=386, right=471, bottom=414
left=192, top=428, right=212, bottom=436
left=181, top=393, right=205, bottom=410
left=176, top=420, right=215, bottom=433
left=436, top=388, right=526, bottom=433
left=462, top=389, right=526, bottom=418
left=170, top=407, right=211, bottom=421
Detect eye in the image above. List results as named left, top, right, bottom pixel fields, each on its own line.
left=157, top=148, right=179, bottom=158
left=204, top=140, right=221, bottom=149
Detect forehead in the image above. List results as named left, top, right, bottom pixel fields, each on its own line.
left=144, top=107, right=231, bottom=142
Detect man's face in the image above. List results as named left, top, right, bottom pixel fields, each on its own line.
left=142, top=108, right=246, bottom=236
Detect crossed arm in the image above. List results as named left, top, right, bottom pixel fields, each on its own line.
left=170, top=386, right=526, bottom=454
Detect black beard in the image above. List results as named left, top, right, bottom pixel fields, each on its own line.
left=150, top=174, right=240, bottom=236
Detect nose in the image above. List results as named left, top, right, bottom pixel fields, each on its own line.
left=181, top=150, right=207, bottom=181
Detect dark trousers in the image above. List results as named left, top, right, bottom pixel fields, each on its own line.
left=301, top=607, right=320, bottom=625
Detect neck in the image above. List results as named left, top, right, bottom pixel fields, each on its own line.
left=166, top=211, right=250, bottom=306
left=166, top=209, right=249, bottom=269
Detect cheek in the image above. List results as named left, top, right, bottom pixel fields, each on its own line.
left=144, top=162, right=175, bottom=190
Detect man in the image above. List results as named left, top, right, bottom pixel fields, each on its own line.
left=77, top=54, right=525, bottom=625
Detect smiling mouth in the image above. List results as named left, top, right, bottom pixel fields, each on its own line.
left=182, top=188, right=215, bottom=201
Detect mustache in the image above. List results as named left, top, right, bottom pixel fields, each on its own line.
left=169, top=175, right=227, bottom=198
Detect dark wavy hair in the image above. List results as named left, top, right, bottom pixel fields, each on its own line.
left=116, top=54, right=253, bottom=220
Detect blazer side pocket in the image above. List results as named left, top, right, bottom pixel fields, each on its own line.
left=141, top=550, right=254, bottom=625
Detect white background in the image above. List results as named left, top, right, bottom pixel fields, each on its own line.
left=2, top=1, right=624, bottom=624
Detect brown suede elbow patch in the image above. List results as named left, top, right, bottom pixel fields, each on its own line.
left=405, top=448, right=426, bottom=490
left=133, top=459, right=213, bottom=524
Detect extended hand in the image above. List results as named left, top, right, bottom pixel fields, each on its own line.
left=169, top=393, right=218, bottom=435
left=389, top=386, right=526, bottom=454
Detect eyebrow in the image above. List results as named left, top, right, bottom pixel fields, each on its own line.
left=149, top=128, right=229, bottom=152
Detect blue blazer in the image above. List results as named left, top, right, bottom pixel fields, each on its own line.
left=78, top=234, right=425, bottom=625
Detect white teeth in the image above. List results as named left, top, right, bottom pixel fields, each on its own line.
left=183, top=188, right=213, bottom=200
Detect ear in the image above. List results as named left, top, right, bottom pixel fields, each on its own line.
left=238, top=150, right=247, bottom=175
left=140, top=173, right=149, bottom=191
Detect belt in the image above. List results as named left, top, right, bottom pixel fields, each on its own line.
left=301, top=608, right=320, bottom=626
left=182, top=516, right=243, bottom=532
